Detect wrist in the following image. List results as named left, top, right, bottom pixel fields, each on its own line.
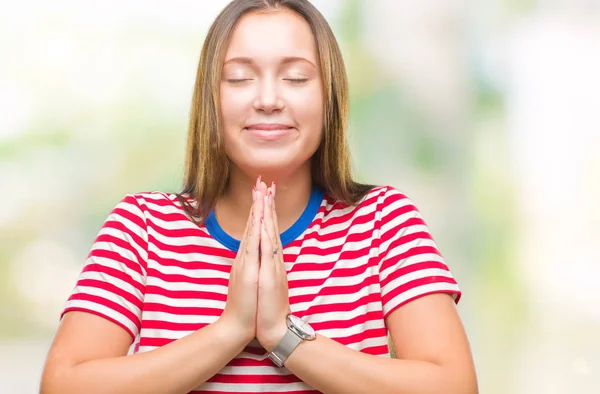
left=261, top=322, right=289, bottom=353
left=215, top=316, right=255, bottom=346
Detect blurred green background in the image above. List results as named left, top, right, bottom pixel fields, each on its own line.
left=1, top=0, right=599, bottom=393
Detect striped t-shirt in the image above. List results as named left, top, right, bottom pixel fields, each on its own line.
left=63, top=185, right=461, bottom=393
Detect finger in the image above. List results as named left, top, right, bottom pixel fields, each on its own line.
left=245, top=206, right=261, bottom=264
left=266, top=191, right=284, bottom=276
left=269, top=182, right=280, bottom=237
left=264, top=192, right=278, bottom=249
left=259, top=180, right=268, bottom=196
left=250, top=189, right=264, bottom=255
left=260, top=216, right=274, bottom=270
left=237, top=188, right=256, bottom=256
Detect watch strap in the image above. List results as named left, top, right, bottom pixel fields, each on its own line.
left=267, top=328, right=303, bottom=367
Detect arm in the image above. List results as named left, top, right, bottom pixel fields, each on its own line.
left=42, top=189, right=264, bottom=394
left=40, top=312, right=251, bottom=394
left=280, top=293, right=477, bottom=394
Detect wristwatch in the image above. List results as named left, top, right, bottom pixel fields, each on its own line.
left=267, top=314, right=316, bottom=367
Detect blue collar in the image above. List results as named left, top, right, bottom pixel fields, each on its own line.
left=205, top=187, right=325, bottom=252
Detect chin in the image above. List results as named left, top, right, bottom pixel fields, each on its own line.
left=243, top=151, right=311, bottom=174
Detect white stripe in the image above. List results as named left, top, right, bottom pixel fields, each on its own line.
left=379, top=253, right=446, bottom=283
left=288, top=265, right=378, bottom=297
left=74, top=284, right=142, bottom=316
left=143, top=293, right=226, bottom=309
left=147, top=260, right=231, bottom=278
left=382, top=267, right=454, bottom=296
left=304, top=301, right=383, bottom=324
left=194, top=381, right=314, bottom=392
left=63, top=299, right=139, bottom=336
left=317, top=315, right=385, bottom=339
left=148, top=242, right=232, bottom=262
left=146, top=275, right=228, bottom=293
left=77, top=269, right=144, bottom=299
left=291, top=283, right=374, bottom=313
left=383, top=282, right=460, bottom=316
left=141, top=310, right=220, bottom=324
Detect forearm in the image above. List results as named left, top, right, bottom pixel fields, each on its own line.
left=41, top=318, right=250, bottom=394
left=285, top=334, right=477, bottom=394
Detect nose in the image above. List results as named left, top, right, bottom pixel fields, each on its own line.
left=253, top=77, right=284, bottom=113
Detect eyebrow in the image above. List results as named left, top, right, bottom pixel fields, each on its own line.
left=223, top=56, right=317, bottom=69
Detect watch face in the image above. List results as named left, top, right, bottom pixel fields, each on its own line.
left=288, top=314, right=316, bottom=338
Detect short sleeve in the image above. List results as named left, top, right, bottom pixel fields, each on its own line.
left=377, top=187, right=461, bottom=319
left=62, top=194, right=148, bottom=340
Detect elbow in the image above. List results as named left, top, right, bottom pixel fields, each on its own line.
left=448, top=366, right=478, bottom=394
left=39, top=364, right=70, bottom=394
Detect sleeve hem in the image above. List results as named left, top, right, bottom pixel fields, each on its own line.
left=61, top=307, right=137, bottom=342
left=383, top=289, right=462, bottom=320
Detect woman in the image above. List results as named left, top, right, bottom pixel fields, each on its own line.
left=41, top=0, right=478, bottom=393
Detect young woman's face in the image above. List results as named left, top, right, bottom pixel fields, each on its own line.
left=220, top=9, right=324, bottom=177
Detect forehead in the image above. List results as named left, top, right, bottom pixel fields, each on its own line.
left=225, top=9, right=318, bottom=63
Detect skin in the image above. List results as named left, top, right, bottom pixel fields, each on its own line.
left=215, top=9, right=323, bottom=241
left=39, top=9, right=478, bottom=394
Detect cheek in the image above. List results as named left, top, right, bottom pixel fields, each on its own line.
left=220, top=85, right=251, bottom=127
left=297, top=88, right=324, bottom=141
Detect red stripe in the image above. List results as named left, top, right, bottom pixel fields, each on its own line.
left=147, top=222, right=214, bottom=241
left=360, top=344, right=391, bottom=355
left=111, top=203, right=147, bottom=233
left=92, top=233, right=145, bottom=269
left=145, top=285, right=227, bottom=302
left=380, top=260, right=452, bottom=288
left=76, top=278, right=143, bottom=310
left=82, top=262, right=145, bottom=294
left=146, top=267, right=229, bottom=287
left=384, top=289, right=461, bottom=319
left=143, top=302, right=224, bottom=317
left=191, top=391, right=320, bottom=394
left=310, top=310, right=383, bottom=331
left=379, top=245, right=443, bottom=277
left=207, top=372, right=301, bottom=384
left=148, top=248, right=234, bottom=268
left=381, top=276, right=458, bottom=307
left=288, top=259, right=376, bottom=289
left=302, top=292, right=380, bottom=317
left=148, top=234, right=235, bottom=259
left=289, top=273, right=378, bottom=305
left=329, top=326, right=388, bottom=346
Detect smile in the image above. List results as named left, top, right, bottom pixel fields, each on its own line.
left=244, top=124, right=296, bottom=140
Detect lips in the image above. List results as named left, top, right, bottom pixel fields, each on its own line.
left=244, top=123, right=294, bottom=131
left=244, top=123, right=296, bottom=141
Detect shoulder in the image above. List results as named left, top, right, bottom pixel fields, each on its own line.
left=326, top=185, right=413, bottom=210
left=110, top=191, right=193, bottom=222
left=319, top=185, right=416, bottom=224
left=117, top=191, right=190, bottom=208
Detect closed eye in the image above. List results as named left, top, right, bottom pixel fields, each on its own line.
left=284, top=78, right=308, bottom=84
left=226, top=79, right=253, bottom=84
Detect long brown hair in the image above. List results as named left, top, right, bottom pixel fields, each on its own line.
left=177, top=0, right=374, bottom=224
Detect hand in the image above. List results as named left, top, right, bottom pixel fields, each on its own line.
left=219, top=176, right=265, bottom=343
left=256, top=181, right=291, bottom=352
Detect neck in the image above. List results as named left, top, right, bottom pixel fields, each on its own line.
left=215, top=164, right=314, bottom=239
